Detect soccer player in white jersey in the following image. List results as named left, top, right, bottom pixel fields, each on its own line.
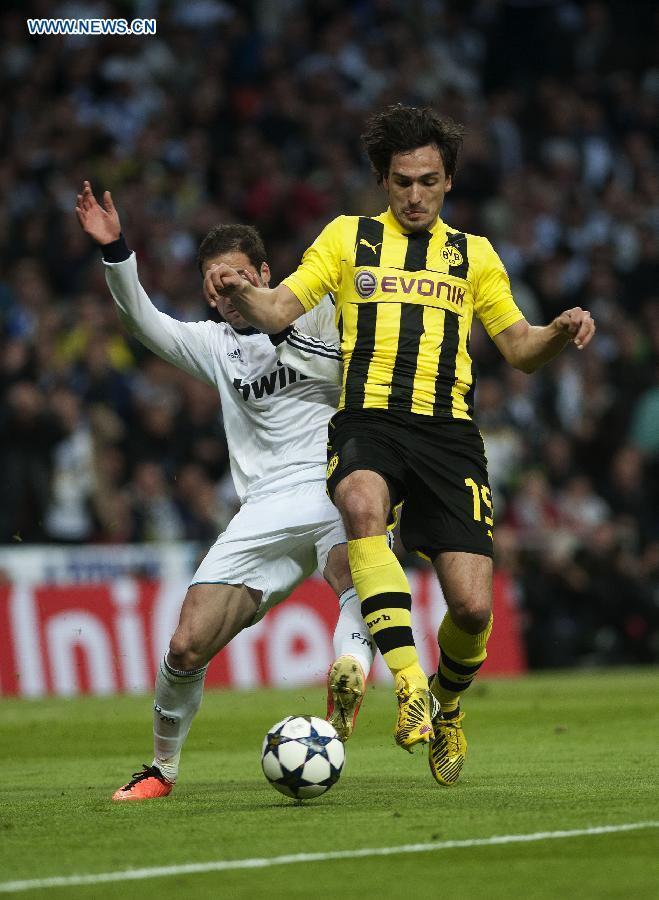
left=75, top=181, right=374, bottom=801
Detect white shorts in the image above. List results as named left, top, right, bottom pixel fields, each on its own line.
left=190, top=480, right=346, bottom=622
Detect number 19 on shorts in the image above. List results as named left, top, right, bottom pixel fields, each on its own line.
left=465, top=477, right=494, bottom=539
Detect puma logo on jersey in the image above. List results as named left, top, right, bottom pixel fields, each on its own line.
left=232, top=366, right=307, bottom=401
left=359, top=238, right=382, bottom=254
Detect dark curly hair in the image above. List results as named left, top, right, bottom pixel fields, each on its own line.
left=361, top=104, right=465, bottom=184
left=197, top=224, right=267, bottom=275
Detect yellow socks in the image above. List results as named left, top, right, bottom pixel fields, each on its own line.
left=347, top=536, right=492, bottom=708
left=431, top=612, right=492, bottom=715
left=348, top=535, right=425, bottom=683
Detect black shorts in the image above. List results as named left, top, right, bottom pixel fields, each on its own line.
left=326, top=409, right=493, bottom=559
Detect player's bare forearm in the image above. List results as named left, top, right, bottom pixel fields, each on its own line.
left=499, top=321, right=571, bottom=373
left=232, top=284, right=289, bottom=332
left=494, top=308, right=595, bottom=374
left=204, top=264, right=304, bottom=332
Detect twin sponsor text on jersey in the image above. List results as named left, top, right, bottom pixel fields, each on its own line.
left=232, top=364, right=309, bottom=402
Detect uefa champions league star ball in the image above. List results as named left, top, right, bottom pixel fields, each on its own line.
left=261, top=715, right=345, bottom=800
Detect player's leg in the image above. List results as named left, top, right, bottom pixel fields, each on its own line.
left=112, top=581, right=260, bottom=801
left=154, top=581, right=261, bottom=777
left=398, top=417, right=495, bottom=784
left=432, top=551, right=493, bottom=715
left=323, top=541, right=374, bottom=677
left=322, top=541, right=374, bottom=740
left=428, top=552, right=493, bottom=785
left=332, top=467, right=433, bottom=751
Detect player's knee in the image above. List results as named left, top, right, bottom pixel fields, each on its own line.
left=338, top=492, right=384, bottom=537
left=168, top=632, right=210, bottom=671
left=447, top=598, right=491, bottom=635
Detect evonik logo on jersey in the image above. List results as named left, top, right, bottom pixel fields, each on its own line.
left=354, top=269, right=466, bottom=308
left=232, top=363, right=308, bottom=402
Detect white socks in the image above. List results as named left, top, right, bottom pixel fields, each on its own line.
left=151, top=589, right=372, bottom=784
left=152, top=655, right=207, bottom=783
left=332, top=587, right=375, bottom=677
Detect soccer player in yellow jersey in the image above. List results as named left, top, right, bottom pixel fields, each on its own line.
left=204, top=105, right=596, bottom=785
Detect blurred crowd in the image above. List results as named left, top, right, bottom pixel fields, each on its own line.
left=1, top=0, right=657, bottom=667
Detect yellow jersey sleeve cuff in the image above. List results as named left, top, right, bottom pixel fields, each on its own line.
left=485, top=308, right=525, bottom=338
left=281, top=275, right=319, bottom=313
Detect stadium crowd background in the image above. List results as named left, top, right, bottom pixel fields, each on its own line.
left=0, top=0, right=657, bottom=669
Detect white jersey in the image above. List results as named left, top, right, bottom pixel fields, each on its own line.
left=104, top=254, right=341, bottom=502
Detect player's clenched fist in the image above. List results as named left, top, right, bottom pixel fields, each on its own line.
left=75, top=180, right=121, bottom=245
left=203, top=263, right=250, bottom=309
left=553, top=307, right=596, bottom=350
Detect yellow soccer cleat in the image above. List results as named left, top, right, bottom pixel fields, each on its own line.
left=393, top=671, right=434, bottom=752
left=428, top=704, right=468, bottom=785
left=326, top=655, right=366, bottom=742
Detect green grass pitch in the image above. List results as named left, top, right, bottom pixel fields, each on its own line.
left=1, top=669, right=658, bottom=899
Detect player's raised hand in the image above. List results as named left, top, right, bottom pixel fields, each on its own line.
left=553, top=307, right=596, bottom=350
left=203, top=263, right=249, bottom=309
left=75, top=181, right=121, bottom=245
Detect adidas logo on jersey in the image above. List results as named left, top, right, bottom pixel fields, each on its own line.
left=227, top=347, right=242, bottom=361
left=232, top=364, right=308, bottom=402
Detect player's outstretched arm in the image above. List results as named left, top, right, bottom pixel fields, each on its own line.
left=204, top=263, right=304, bottom=333
left=75, top=180, right=121, bottom=245
left=75, top=180, right=216, bottom=386
left=493, top=307, right=596, bottom=374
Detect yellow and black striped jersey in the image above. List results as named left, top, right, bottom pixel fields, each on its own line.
left=282, top=208, right=524, bottom=419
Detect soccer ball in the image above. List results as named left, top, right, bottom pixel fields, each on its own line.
left=261, top=715, right=345, bottom=800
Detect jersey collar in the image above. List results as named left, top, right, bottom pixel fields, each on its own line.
left=382, top=206, right=445, bottom=237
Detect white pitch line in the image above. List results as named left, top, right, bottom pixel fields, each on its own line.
left=1, top=821, right=657, bottom=893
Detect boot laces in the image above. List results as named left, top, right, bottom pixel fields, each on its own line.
left=124, top=764, right=164, bottom=789
left=439, top=714, right=464, bottom=754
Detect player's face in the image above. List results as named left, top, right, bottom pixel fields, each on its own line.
left=384, top=145, right=452, bottom=232
left=202, top=251, right=271, bottom=330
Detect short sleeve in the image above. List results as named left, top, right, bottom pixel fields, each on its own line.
left=472, top=238, right=525, bottom=338
left=282, top=216, right=344, bottom=312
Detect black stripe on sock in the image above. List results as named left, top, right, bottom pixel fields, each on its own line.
left=437, top=671, right=472, bottom=694
left=375, top=625, right=415, bottom=656
left=440, top=651, right=484, bottom=677
left=361, top=592, right=412, bottom=618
